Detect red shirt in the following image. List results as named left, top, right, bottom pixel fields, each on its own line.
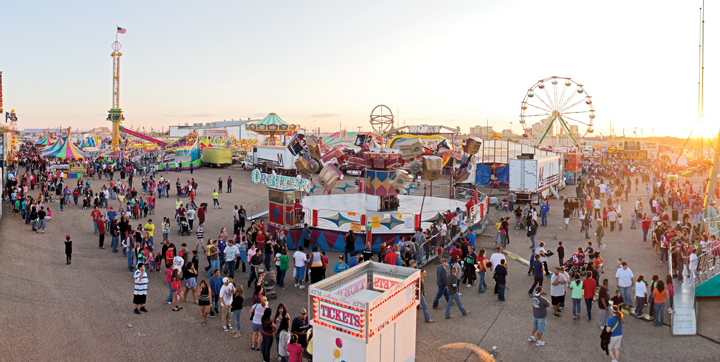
left=384, top=250, right=397, bottom=265
left=97, top=221, right=106, bottom=234
left=582, top=278, right=597, bottom=299
left=91, top=209, right=101, bottom=222
left=197, top=207, right=205, bottom=222
left=641, top=218, right=651, bottom=229
left=449, top=248, right=462, bottom=264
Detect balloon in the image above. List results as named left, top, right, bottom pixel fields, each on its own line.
left=333, top=349, right=341, bottom=358
left=336, top=338, right=343, bottom=348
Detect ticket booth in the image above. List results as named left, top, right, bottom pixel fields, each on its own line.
left=308, top=261, right=421, bottom=362
left=268, top=187, right=303, bottom=229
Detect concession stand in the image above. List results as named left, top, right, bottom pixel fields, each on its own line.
left=308, top=261, right=421, bottom=362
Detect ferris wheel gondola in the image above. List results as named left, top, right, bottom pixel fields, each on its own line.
left=519, top=77, right=595, bottom=150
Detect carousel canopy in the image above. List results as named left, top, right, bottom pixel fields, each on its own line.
left=41, top=138, right=64, bottom=153
left=43, top=138, right=93, bottom=159
left=244, top=113, right=300, bottom=135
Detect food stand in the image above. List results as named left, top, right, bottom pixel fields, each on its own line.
left=308, top=261, right=420, bottom=362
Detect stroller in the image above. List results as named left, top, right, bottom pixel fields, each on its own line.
left=563, top=252, right=587, bottom=277
left=515, top=218, right=527, bottom=230
left=178, top=216, right=191, bottom=236
left=254, top=265, right=277, bottom=300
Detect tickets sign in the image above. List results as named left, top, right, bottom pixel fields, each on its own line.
left=317, top=300, right=363, bottom=332
left=333, top=274, right=367, bottom=298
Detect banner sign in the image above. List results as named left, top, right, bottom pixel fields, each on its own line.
left=251, top=168, right=311, bottom=191
left=317, top=300, right=364, bottom=333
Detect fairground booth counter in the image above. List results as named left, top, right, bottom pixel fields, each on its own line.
left=308, top=261, right=421, bottom=362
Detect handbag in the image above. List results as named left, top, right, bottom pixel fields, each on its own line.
left=249, top=303, right=258, bottom=321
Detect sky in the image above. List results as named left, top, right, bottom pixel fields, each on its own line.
left=1, top=0, right=718, bottom=138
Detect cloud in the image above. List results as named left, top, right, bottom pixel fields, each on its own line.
left=190, top=114, right=214, bottom=117
left=311, top=113, right=340, bottom=118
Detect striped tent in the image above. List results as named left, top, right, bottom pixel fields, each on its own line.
left=41, top=138, right=63, bottom=153
left=43, top=138, right=92, bottom=158
left=34, top=137, right=49, bottom=146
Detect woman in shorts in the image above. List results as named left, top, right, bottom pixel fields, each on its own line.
left=198, top=280, right=212, bottom=326
left=183, top=261, right=198, bottom=304
left=250, top=296, right=269, bottom=350
left=606, top=305, right=624, bottom=362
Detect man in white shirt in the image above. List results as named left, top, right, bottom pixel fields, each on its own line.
left=615, top=262, right=634, bottom=309
left=489, top=247, right=506, bottom=271
left=593, top=198, right=602, bottom=219
left=219, top=277, right=235, bottom=331
left=550, top=267, right=567, bottom=317
left=293, top=247, right=308, bottom=289
left=599, top=183, right=606, bottom=196
left=440, top=222, right=448, bottom=246
left=689, top=247, right=699, bottom=286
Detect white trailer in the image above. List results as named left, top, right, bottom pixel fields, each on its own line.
left=509, top=155, right=562, bottom=202
left=250, top=146, right=299, bottom=176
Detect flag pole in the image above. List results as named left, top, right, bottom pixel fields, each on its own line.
left=116, top=24, right=118, bottom=42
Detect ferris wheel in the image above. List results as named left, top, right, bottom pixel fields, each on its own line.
left=519, top=77, right=595, bottom=150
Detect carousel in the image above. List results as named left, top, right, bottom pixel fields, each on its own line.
left=244, top=113, right=301, bottom=146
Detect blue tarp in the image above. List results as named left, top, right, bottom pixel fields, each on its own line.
left=475, top=164, right=509, bottom=185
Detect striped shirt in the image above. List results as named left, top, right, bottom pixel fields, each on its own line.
left=197, top=226, right=204, bottom=239
left=134, top=270, right=148, bottom=295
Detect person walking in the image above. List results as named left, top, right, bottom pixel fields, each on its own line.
left=219, top=277, right=235, bottom=331
left=582, top=273, right=597, bottom=321
left=432, top=259, right=449, bottom=309
left=64, top=235, right=72, bottom=265
left=568, top=274, right=584, bottom=320
left=292, top=247, right=307, bottom=289
left=260, top=308, right=277, bottom=362
left=419, top=270, right=434, bottom=323
left=528, top=254, right=544, bottom=296
left=198, top=280, right=212, bottom=326
left=496, top=259, right=509, bottom=302
left=595, top=220, right=605, bottom=250
left=528, top=286, right=549, bottom=347
left=605, top=305, right=624, bottom=362
left=133, top=263, right=149, bottom=315
left=445, top=266, right=470, bottom=319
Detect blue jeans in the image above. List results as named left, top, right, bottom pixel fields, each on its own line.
left=654, top=302, right=665, bottom=326
left=278, top=269, right=287, bottom=288
left=207, top=259, right=220, bottom=277
left=224, top=260, right=236, bottom=278
left=212, top=295, right=219, bottom=312
left=572, top=298, right=582, bottom=317
left=529, top=235, right=536, bottom=249
left=498, top=283, right=506, bottom=301
left=213, top=199, right=220, bottom=206
left=111, top=236, right=119, bottom=252
left=642, top=228, right=648, bottom=242
left=261, top=333, right=274, bottom=362
left=233, top=309, right=243, bottom=331
left=541, top=214, right=548, bottom=226
left=509, top=201, right=515, bottom=212
left=228, top=185, right=232, bottom=193
left=432, top=286, right=449, bottom=308
left=619, top=286, right=633, bottom=307
left=445, top=292, right=467, bottom=318
left=166, top=283, right=174, bottom=303
left=501, top=233, right=507, bottom=248
left=585, top=298, right=593, bottom=320
left=420, top=295, right=431, bottom=322
left=127, top=249, right=134, bottom=269
left=477, top=271, right=487, bottom=293
left=93, top=221, right=98, bottom=234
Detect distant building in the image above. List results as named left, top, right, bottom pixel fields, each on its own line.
left=169, top=119, right=261, bottom=140
left=501, top=129, right=514, bottom=138
left=530, top=118, right=554, bottom=138
left=469, top=125, right=495, bottom=138
left=90, top=127, right=111, bottom=135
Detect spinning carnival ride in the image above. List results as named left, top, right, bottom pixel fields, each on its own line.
left=520, top=77, right=596, bottom=150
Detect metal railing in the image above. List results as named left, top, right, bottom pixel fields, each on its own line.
left=693, top=245, right=720, bottom=286
left=247, top=195, right=269, bottom=220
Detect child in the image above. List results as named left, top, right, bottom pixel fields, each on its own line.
left=238, top=237, right=248, bottom=273
left=630, top=210, right=637, bottom=229
left=148, top=252, right=156, bottom=271
left=610, top=289, right=624, bottom=309
left=617, top=258, right=623, bottom=269
left=155, top=252, right=163, bottom=272
left=556, top=241, right=566, bottom=265
left=617, top=213, right=623, bottom=231
left=666, top=274, right=674, bottom=314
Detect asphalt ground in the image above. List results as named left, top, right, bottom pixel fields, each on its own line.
left=0, top=167, right=718, bottom=361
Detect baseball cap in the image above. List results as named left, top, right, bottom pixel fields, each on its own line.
left=222, top=277, right=229, bottom=283
left=534, top=286, right=543, bottom=295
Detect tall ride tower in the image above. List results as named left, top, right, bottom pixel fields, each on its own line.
left=107, top=31, right=124, bottom=152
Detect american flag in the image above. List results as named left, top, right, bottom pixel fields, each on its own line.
left=117, top=27, right=126, bottom=34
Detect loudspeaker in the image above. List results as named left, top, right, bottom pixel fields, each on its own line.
left=422, top=156, right=442, bottom=181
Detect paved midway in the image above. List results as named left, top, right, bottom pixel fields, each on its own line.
left=1, top=168, right=719, bottom=361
